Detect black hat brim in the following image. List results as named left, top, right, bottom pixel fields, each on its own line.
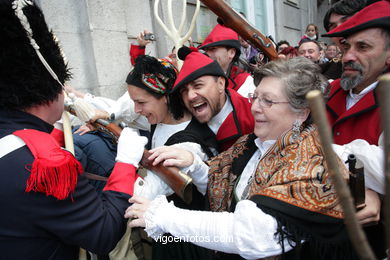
left=171, top=61, right=227, bottom=93
left=322, top=17, right=390, bottom=37
left=200, top=40, right=241, bottom=56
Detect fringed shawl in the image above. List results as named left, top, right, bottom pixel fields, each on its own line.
left=207, top=125, right=354, bottom=259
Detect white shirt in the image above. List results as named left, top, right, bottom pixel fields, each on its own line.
left=208, top=95, right=233, bottom=135
left=235, top=138, right=275, bottom=200
left=152, top=121, right=190, bottom=148
left=337, top=81, right=385, bottom=194
left=332, top=133, right=385, bottom=194
left=346, top=81, right=377, bottom=110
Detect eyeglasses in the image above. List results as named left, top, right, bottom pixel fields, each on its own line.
left=248, top=93, right=289, bottom=108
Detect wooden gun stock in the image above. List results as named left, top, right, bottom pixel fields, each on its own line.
left=200, top=0, right=278, bottom=60
left=95, top=119, right=193, bottom=203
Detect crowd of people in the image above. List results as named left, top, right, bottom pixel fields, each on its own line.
left=0, top=0, right=389, bottom=259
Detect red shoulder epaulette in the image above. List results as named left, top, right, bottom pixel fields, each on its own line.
left=13, top=129, right=83, bottom=200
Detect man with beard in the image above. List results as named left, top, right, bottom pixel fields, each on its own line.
left=321, top=0, right=382, bottom=81
left=323, top=0, right=389, bottom=149
left=171, top=46, right=254, bottom=152
left=323, top=1, right=390, bottom=258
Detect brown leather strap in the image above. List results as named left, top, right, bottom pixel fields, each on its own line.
left=82, top=172, right=108, bottom=182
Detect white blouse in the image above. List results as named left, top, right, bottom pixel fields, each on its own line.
left=143, top=138, right=293, bottom=259
left=135, top=122, right=209, bottom=200
left=152, top=121, right=190, bottom=148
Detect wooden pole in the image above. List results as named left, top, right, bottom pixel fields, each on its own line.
left=62, top=93, right=87, bottom=260
left=306, top=90, right=375, bottom=260
left=377, top=74, right=390, bottom=254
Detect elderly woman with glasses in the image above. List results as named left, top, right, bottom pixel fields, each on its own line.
left=124, top=57, right=354, bottom=259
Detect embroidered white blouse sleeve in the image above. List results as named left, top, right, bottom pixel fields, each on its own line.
left=144, top=196, right=292, bottom=259
left=332, top=133, right=384, bottom=194
left=181, top=153, right=210, bottom=195
left=134, top=171, right=174, bottom=200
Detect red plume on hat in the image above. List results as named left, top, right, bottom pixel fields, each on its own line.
left=323, top=0, right=390, bottom=38
left=199, top=24, right=241, bottom=55
left=171, top=46, right=226, bottom=92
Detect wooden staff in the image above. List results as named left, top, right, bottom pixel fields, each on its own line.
left=306, top=90, right=375, bottom=260
left=61, top=93, right=88, bottom=260
left=200, top=0, right=278, bottom=60
left=61, top=111, right=75, bottom=155
left=377, top=74, right=390, bottom=252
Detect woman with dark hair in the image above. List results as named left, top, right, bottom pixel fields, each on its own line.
left=126, top=55, right=216, bottom=199
left=125, top=55, right=216, bottom=260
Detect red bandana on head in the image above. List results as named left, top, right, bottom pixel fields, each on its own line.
left=13, top=129, right=83, bottom=200
left=141, top=58, right=179, bottom=94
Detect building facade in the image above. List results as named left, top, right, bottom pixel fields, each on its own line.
left=37, top=0, right=319, bottom=100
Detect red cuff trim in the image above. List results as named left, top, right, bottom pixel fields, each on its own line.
left=103, top=162, right=138, bottom=195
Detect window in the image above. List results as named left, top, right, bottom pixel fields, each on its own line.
left=228, top=0, right=275, bottom=37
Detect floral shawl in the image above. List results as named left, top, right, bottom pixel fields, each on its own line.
left=207, top=124, right=354, bottom=259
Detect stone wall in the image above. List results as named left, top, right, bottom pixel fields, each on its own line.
left=273, top=0, right=317, bottom=47
left=37, top=0, right=317, bottom=99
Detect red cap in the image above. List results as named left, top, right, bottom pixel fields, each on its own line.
left=323, top=0, right=390, bottom=37
left=199, top=24, right=241, bottom=54
left=171, top=46, right=226, bottom=92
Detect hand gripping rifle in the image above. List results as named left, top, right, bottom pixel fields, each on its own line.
left=200, top=0, right=278, bottom=61
left=64, top=101, right=193, bottom=204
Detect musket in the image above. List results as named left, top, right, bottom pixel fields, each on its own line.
left=346, top=154, right=366, bottom=209
left=200, top=0, right=278, bottom=60
left=377, top=74, right=390, bottom=252
left=64, top=103, right=193, bottom=204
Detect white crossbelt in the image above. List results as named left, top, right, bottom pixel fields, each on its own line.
left=0, top=134, right=26, bottom=159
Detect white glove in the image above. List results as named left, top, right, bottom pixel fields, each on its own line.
left=116, top=127, right=148, bottom=167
